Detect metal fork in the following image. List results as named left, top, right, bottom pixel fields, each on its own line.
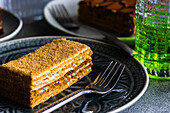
left=39, top=61, right=125, bottom=113
left=49, top=4, right=133, bottom=56
left=49, top=4, right=79, bottom=29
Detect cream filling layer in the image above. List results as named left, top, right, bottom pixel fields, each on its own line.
left=32, top=60, right=92, bottom=91
left=32, top=61, right=82, bottom=90
left=33, top=62, right=92, bottom=93
left=32, top=56, right=91, bottom=87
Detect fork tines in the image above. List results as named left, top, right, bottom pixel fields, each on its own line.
left=95, top=61, right=125, bottom=89
left=51, top=4, right=71, bottom=23
left=49, top=4, right=79, bottom=29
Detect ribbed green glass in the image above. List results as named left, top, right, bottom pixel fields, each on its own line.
left=134, top=0, right=170, bottom=79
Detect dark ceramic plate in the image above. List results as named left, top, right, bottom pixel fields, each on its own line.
left=0, top=9, right=23, bottom=42
left=0, top=36, right=148, bottom=113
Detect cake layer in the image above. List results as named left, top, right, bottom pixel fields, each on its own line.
left=0, top=58, right=92, bottom=92
left=30, top=62, right=92, bottom=107
left=78, top=0, right=136, bottom=36
left=31, top=49, right=91, bottom=82
left=31, top=58, right=92, bottom=90
left=0, top=61, right=92, bottom=108
left=0, top=59, right=92, bottom=96
left=32, top=47, right=92, bottom=80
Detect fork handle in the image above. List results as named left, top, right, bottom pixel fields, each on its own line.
left=108, top=37, right=133, bottom=56
left=100, top=31, right=133, bottom=56
left=38, top=89, right=91, bottom=113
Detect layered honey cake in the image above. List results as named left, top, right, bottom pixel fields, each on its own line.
left=0, top=38, right=93, bottom=108
left=0, top=8, right=3, bottom=35
left=78, top=0, right=136, bottom=36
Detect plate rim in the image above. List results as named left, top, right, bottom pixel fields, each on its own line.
left=110, top=60, right=149, bottom=113
left=0, top=9, right=23, bottom=42
left=0, top=36, right=149, bottom=113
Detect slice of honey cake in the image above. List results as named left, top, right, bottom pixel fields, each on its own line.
left=0, top=38, right=93, bottom=108
left=78, top=0, right=136, bottom=36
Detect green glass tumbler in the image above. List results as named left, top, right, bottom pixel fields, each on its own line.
left=134, top=0, right=170, bottom=79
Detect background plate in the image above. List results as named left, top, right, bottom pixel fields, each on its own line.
left=0, top=36, right=148, bottom=113
left=0, top=9, right=23, bottom=42
left=44, top=0, right=135, bottom=42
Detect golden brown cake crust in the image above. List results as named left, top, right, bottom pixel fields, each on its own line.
left=0, top=38, right=92, bottom=78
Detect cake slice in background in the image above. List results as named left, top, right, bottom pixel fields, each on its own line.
left=0, top=8, right=3, bottom=35
left=78, top=0, right=136, bottom=36
left=0, top=38, right=93, bottom=108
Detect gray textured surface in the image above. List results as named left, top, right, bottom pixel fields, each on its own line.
left=121, top=79, right=170, bottom=113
